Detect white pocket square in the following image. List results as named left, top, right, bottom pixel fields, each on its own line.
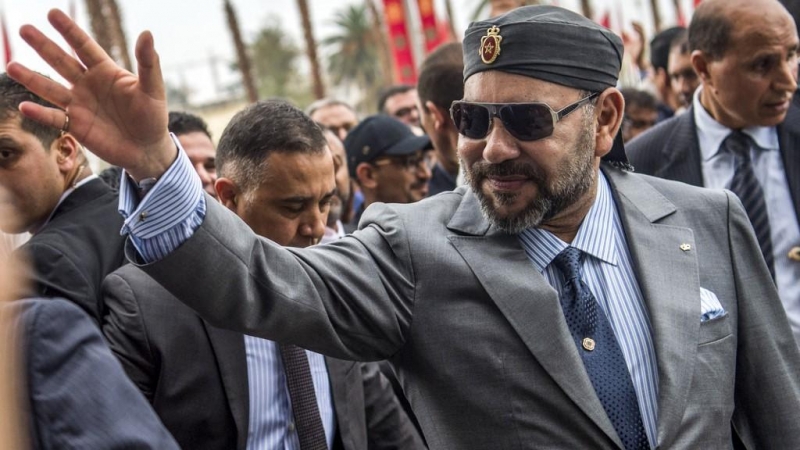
left=700, top=288, right=725, bottom=322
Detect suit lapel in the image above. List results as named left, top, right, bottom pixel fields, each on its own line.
left=48, top=178, right=110, bottom=222
left=604, top=168, right=700, bottom=447
left=447, top=190, right=624, bottom=448
left=778, top=103, right=800, bottom=225
left=654, top=108, right=705, bottom=187
left=204, top=322, right=250, bottom=450
left=325, top=357, right=352, bottom=450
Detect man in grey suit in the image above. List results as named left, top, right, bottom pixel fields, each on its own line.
left=101, top=101, right=424, bottom=450
left=626, top=0, right=800, bottom=347
left=11, top=4, right=800, bottom=449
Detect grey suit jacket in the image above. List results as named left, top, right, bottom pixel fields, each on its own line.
left=137, top=166, right=800, bottom=449
left=626, top=103, right=800, bottom=226
left=101, top=264, right=425, bottom=450
left=7, top=298, right=177, bottom=449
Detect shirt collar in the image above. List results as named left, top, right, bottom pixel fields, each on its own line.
left=517, top=171, right=619, bottom=273
left=693, top=86, right=779, bottom=161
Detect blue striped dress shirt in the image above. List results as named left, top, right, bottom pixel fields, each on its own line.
left=517, top=172, right=659, bottom=449
left=118, top=139, right=335, bottom=449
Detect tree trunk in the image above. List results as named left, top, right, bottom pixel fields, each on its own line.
left=224, top=0, right=258, bottom=103
left=579, top=0, right=594, bottom=20
left=650, top=0, right=662, bottom=32
left=365, top=0, right=394, bottom=85
left=296, top=0, right=325, bottom=100
left=443, top=0, right=457, bottom=41
left=105, top=0, right=132, bottom=72
left=84, top=0, right=114, bottom=58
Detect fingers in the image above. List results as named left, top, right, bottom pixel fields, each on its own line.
left=18, top=101, right=68, bottom=132
left=47, top=9, right=110, bottom=69
left=18, top=24, right=86, bottom=83
left=6, top=62, right=72, bottom=108
left=135, top=31, right=165, bottom=99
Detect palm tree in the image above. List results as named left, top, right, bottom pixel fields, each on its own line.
left=296, top=0, right=325, bottom=100
left=579, top=0, right=594, bottom=19
left=84, top=0, right=114, bottom=59
left=365, top=0, right=394, bottom=87
left=223, top=0, right=258, bottom=103
left=105, top=0, right=132, bottom=72
left=650, top=0, right=662, bottom=32
left=323, top=3, right=386, bottom=110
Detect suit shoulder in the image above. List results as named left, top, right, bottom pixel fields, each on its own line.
left=624, top=170, right=730, bottom=210
left=367, top=187, right=466, bottom=225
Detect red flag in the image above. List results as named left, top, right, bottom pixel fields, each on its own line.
left=694, top=0, right=702, bottom=7
left=1, top=10, right=11, bottom=65
left=417, top=0, right=441, bottom=53
left=383, top=0, right=417, bottom=84
left=676, top=3, right=686, bottom=27
left=599, top=11, right=611, bottom=30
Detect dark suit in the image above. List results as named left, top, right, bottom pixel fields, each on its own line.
left=5, top=298, right=178, bottom=449
left=626, top=103, right=800, bottom=226
left=102, top=264, right=425, bottom=450
left=17, top=178, right=126, bottom=322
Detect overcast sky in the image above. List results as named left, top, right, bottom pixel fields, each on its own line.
left=5, top=0, right=689, bottom=103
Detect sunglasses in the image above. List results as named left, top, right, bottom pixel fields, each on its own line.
left=450, top=92, right=599, bottom=141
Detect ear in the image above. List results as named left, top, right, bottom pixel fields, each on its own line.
left=593, top=88, right=625, bottom=158
left=426, top=101, right=450, bottom=131
left=51, top=134, right=81, bottom=174
left=691, top=50, right=713, bottom=87
left=214, top=177, right=240, bottom=212
left=355, top=162, right=378, bottom=189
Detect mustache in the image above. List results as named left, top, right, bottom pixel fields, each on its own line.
left=468, top=160, right=545, bottom=182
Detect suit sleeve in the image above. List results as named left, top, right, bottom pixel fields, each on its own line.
left=24, top=298, right=178, bottom=449
left=17, top=242, right=99, bottom=323
left=726, top=191, right=800, bottom=447
left=361, top=361, right=427, bottom=449
left=138, top=198, right=417, bottom=361
left=101, top=272, right=158, bottom=401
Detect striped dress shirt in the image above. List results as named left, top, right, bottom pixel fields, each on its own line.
left=118, top=139, right=335, bottom=449
left=517, top=172, right=659, bottom=449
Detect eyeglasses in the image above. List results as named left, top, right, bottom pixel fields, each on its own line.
left=372, top=151, right=435, bottom=172
left=450, top=92, right=599, bottom=141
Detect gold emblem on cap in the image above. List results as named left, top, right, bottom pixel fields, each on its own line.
left=362, top=145, right=370, bottom=155
left=680, top=243, right=691, bottom=252
left=582, top=338, right=595, bottom=351
left=480, top=25, right=502, bottom=65
left=789, top=246, right=800, bottom=262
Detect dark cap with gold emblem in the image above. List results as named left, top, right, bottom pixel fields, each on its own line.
left=463, top=5, right=623, bottom=93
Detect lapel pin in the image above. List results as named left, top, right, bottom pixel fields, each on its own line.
left=582, top=337, right=595, bottom=351
left=680, top=243, right=691, bottom=252
left=789, top=246, right=800, bottom=262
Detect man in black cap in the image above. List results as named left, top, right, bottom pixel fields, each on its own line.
left=13, top=4, right=800, bottom=450
left=344, top=115, right=433, bottom=225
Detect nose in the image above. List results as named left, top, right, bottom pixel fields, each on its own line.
left=775, top=57, right=798, bottom=94
left=298, top=208, right=327, bottom=244
left=482, top=121, right=521, bottom=165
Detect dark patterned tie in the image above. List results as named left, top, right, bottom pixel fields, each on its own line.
left=723, top=131, right=776, bottom=279
left=553, top=247, right=649, bottom=450
left=280, top=344, right=328, bottom=450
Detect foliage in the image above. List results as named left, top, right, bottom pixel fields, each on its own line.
left=323, top=3, right=387, bottom=110
left=250, top=17, right=313, bottom=106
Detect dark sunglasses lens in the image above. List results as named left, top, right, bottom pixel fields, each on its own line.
left=453, top=103, right=490, bottom=139
left=500, top=104, right=554, bottom=141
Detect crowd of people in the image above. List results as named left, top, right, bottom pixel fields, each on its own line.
left=0, top=0, right=799, bottom=449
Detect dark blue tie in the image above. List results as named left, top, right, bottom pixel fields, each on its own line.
left=723, top=131, right=776, bottom=279
left=553, top=247, right=649, bottom=450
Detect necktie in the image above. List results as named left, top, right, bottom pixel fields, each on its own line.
left=723, top=131, right=776, bottom=278
left=280, top=344, right=328, bottom=450
left=553, top=247, right=649, bottom=450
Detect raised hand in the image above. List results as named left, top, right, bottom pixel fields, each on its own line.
left=6, top=9, right=176, bottom=181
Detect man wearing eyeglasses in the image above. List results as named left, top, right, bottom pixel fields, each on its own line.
left=12, top=4, right=800, bottom=449
left=378, top=85, right=422, bottom=129
left=343, top=115, right=434, bottom=226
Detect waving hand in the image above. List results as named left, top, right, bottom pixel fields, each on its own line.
left=7, top=9, right=175, bottom=181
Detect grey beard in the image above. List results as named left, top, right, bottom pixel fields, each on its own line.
left=464, top=119, right=596, bottom=235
